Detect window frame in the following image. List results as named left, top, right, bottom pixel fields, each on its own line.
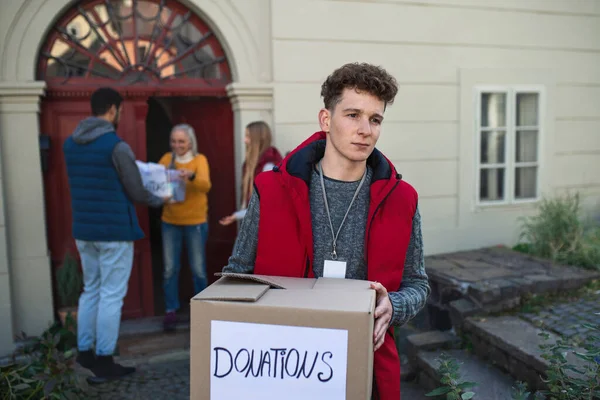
left=474, top=85, right=544, bottom=206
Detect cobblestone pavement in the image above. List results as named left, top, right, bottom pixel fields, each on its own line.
left=520, top=295, right=600, bottom=343
left=82, top=358, right=190, bottom=400
left=79, top=353, right=428, bottom=399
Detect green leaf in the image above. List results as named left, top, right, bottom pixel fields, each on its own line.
left=44, top=378, right=57, bottom=396
left=64, top=391, right=79, bottom=400
left=457, top=382, right=477, bottom=389
left=13, top=383, right=31, bottom=391
left=426, top=387, right=453, bottom=396
left=447, top=392, right=460, bottom=400
left=461, top=392, right=475, bottom=399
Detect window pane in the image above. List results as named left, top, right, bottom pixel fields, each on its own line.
left=480, top=130, right=506, bottom=164
left=479, top=168, right=505, bottom=201
left=515, top=167, right=537, bottom=199
left=481, top=93, right=506, bottom=128
left=516, top=130, right=538, bottom=162
left=516, top=93, right=539, bottom=126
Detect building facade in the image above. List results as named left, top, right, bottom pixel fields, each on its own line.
left=0, top=0, right=598, bottom=355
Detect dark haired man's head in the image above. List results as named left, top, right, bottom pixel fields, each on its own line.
left=91, top=87, right=123, bottom=128
left=318, top=63, right=398, bottom=168
left=320, top=63, right=398, bottom=111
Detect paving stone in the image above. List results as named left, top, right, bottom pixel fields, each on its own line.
left=425, top=257, right=459, bottom=270
left=449, top=298, right=481, bottom=333
left=488, top=278, right=521, bottom=298
left=80, top=354, right=432, bottom=399
left=480, top=247, right=552, bottom=269
left=519, top=296, right=600, bottom=341
left=446, top=258, right=497, bottom=269
left=507, top=276, right=534, bottom=292
left=83, top=359, right=190, bottom=399
left=435, top=267, right=484, bottom=282
left=406, top=330, right=461, bottom=366
left=400, top=381, right=430, bottom=399
left=523, top=274, right=561, bottom=292
left=417, top=349, right=516, bottom=400
left=468, top=282, right=502, bottom=304
left=546, top=267, right=596, bottom=290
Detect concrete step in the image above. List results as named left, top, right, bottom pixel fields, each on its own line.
left=406, top=330, right=462, bottom=367
left=416, top=348, right=517, bottom=400
left=463, top=315, right=586, bottom=392
left=400, top=381, right=430, bottom=399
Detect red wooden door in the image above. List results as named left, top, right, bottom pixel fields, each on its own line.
left=41, top=96, right=153, bottom=319
left=170, top=97, right=237, bottom=284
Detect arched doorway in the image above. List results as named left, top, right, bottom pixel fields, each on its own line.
left=37, top=0, right=237, bottom=319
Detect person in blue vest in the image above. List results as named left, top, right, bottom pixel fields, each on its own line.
left=63, top=87, right=168, bottom=383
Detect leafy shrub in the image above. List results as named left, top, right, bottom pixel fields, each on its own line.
left=538, top=320, right=600, bottom=399
left=425, top=352, right=477, bottom=399
left=0, top=316, right=84, bottom=399
left=516, top=192, right=600, bottom=270
left=55, top=252, right=83, bottom=308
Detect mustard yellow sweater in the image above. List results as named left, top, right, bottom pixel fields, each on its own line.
left=158, top=153, right=211, bottom=225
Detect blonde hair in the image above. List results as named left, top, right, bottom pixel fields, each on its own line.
left=241, top=121, right=273, bottom=207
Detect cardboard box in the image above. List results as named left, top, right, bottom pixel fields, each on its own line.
left=190, top=273, right=376, bottom=400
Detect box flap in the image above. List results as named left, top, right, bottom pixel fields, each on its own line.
left=215, top=272, right=316, bottom=290
left=313, top=277, right=373, bottom=290
left=193, top=277, right=269, bottom=302
left=259, top=289, right=376, bottom=314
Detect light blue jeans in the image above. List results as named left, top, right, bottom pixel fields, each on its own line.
left=162, top=222, right=208, bottom=312
left=75, top=240, right=133, bottom=356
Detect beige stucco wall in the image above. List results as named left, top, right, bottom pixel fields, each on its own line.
left=270, top=0, right=600, bottom=254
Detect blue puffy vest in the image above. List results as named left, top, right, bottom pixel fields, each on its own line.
left=63, top=133, right=144, bottom=242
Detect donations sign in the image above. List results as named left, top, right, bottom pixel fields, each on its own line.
left=210, top=320, right=348, bottom=399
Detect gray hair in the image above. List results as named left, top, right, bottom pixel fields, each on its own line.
left=171, top=123, right=198, bottom=155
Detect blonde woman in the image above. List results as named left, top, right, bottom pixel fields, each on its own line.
left=158, top=124, right=211, bottom=331
left=219, top=121, right=282, bottom=225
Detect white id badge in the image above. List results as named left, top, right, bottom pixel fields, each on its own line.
left=323, top=260, right=347, bottom=279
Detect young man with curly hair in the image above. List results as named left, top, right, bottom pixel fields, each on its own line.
left=222, top=62, right=430, bottom=399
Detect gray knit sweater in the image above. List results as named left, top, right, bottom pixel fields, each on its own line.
left=223, top=166, right=430, bottom=327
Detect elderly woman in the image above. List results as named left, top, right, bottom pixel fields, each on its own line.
left=158, top=124, right=211, bottom=331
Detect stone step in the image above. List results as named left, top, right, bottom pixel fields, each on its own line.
left=424, top=246, right=600, bottom=331
left=400, top=381, right=430, bottom=399
left=416, top=348, right=517, bottom=400
left=406, top=330, right=462, bottom=366
left=462, top=315, right=586, bottom=392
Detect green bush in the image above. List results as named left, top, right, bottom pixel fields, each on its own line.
left=55, top=252, right=83, bottom=308
left=0, top=316, right=84, bottom=399
left=538, top=322, right=600, bottom=399
left=516, top=192, right=600, bottom=270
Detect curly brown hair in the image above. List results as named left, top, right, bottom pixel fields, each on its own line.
left=320, top=62, right=399, bottom=111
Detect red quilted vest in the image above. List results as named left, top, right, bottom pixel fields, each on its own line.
left=253, top=131, right=418, bottom=400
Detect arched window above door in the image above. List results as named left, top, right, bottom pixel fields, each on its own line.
left=37, top=0, right=231, bottom=87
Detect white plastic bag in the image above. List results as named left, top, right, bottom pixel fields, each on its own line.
left=136, top=161, right=186, bottom=201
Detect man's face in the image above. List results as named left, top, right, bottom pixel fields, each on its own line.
left=109, top=104, right=123, bottom=129
left=319, top=88, right=385, bottom=163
